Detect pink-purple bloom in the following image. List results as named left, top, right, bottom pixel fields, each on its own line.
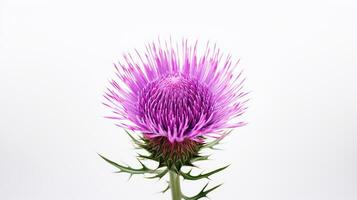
left=104, top=39, right=247, bottom=144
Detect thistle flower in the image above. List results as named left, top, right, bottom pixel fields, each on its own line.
left=101, top=39, right=248, bottom=200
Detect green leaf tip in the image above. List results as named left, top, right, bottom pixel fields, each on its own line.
left=179, top=165, right=230, bottom=180
left=183, top=182, right=223, bottom=200
left=145, top=168, right=169, bottom=180
left=160, top=182, right=170, bottom=194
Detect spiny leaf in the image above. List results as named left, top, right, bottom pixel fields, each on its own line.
left=179, top=165, right=229, bottom=180
left=146, top=168, right=169, bottom=179
left=137, top=153, right=157, bottom=161
left=201, top=130, right=232, bottom=150
left=183, top=182, right=223, bottom=200
left=98, top=154, right=158, bottom=175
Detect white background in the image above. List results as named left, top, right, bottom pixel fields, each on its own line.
left=0, top=0, right=356, bottom=199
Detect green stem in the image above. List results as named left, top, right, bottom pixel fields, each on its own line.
left=169, top=170, right=182, bottom=200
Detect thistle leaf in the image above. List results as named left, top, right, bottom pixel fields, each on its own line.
left=145, top=168, right=169, bottom=179
left=137, top=153, right=157, bottom=161
left=98, top=154, right=158, bottom=175
left=179, top=165, right=229, bottom=180
left=201, top=130, right=232, bottom=150
left=183, top=182, right=223, bottom=200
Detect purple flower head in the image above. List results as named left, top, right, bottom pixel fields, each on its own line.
left=104, top=39, right=247, bottom=145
